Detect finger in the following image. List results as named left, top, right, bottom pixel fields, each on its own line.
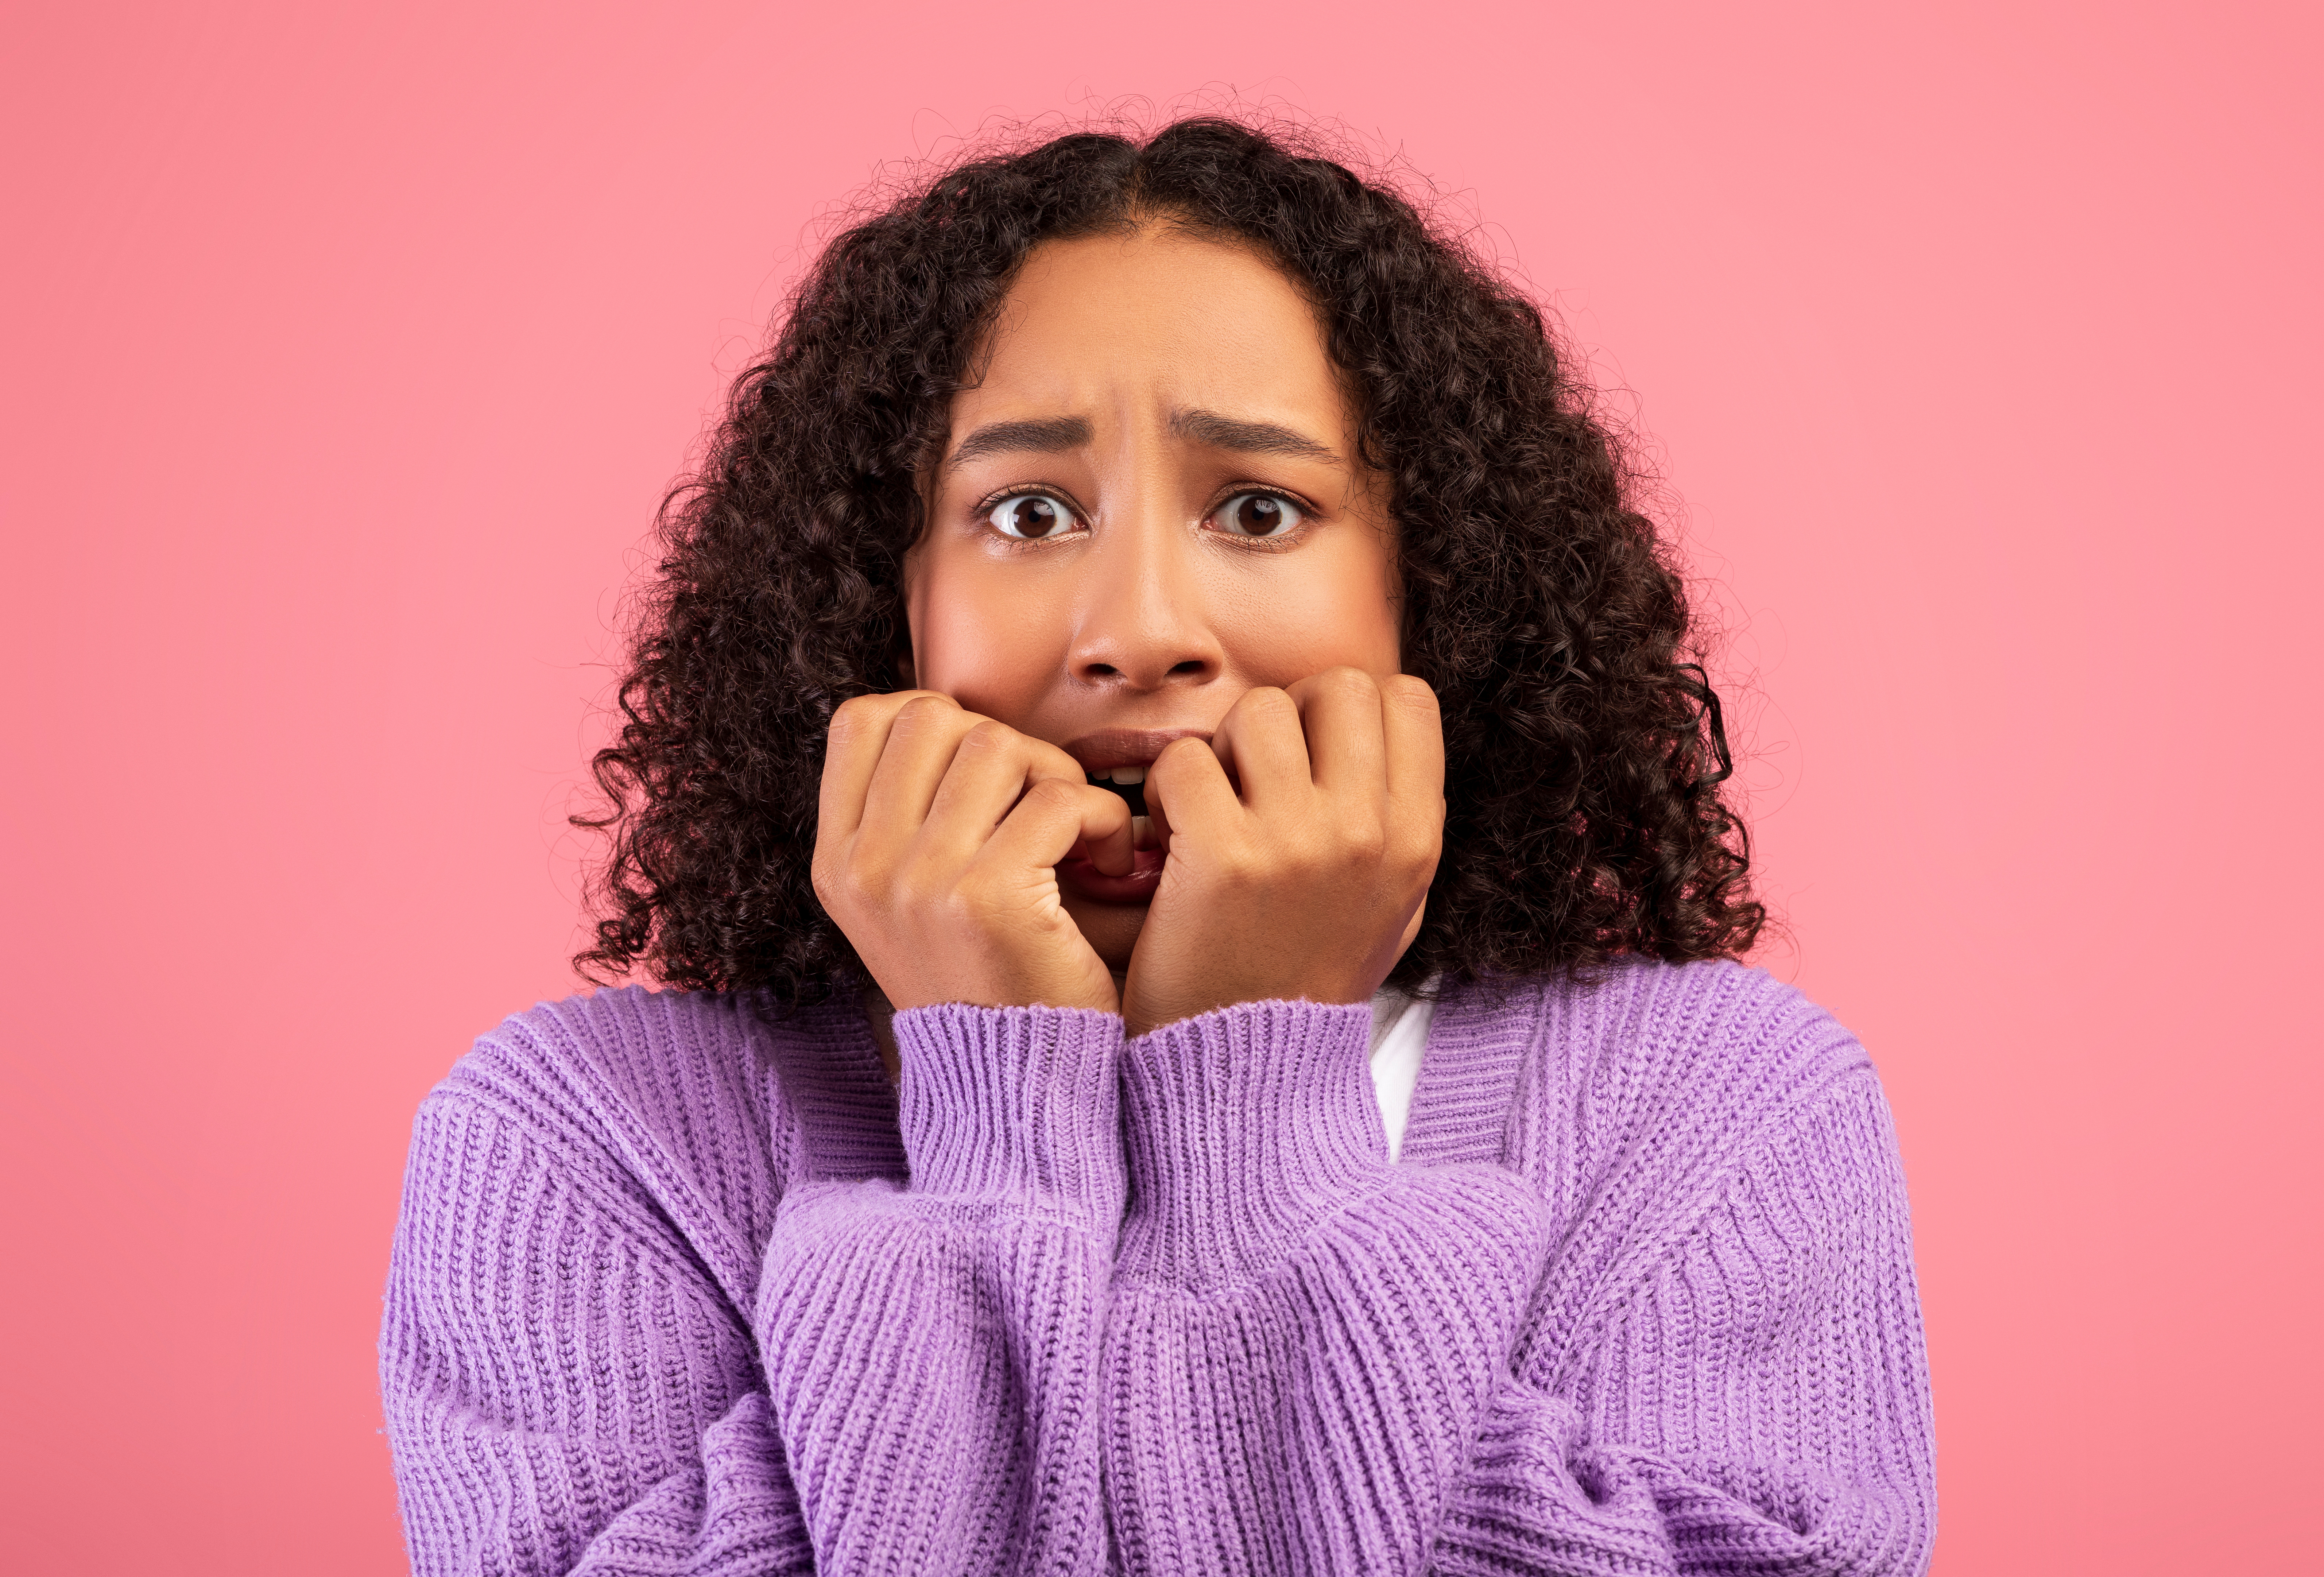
left=1208, top=686, right=1312, bottom=806
left=977, top=777, right=1136, bottom=880
left=818, top=690, right=955, bottom=842
left=857, top=692, right=978, bottom=837
left=1144, top=733, right=1239, bottom=851
left=922, top=721, right=1088, bottom=848
left=1379, top=673, right=1448, bottom=825
left=1284, top=667, right=1388, bottom=797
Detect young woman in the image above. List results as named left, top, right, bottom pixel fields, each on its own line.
left=381, top=119, right=1936, bottom=1575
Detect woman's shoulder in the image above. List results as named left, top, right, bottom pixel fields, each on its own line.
left=433, top=985, right=774, bottom=1144
left=1557, top=954, right=1870, bottom=1108
left=415, top=985, right=797, bottom=1273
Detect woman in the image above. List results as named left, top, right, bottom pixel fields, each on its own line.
left=381, top=118, right=1936, bottom=1575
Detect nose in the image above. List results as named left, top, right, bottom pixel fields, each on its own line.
left=1066, top=511, right=1224, bottom=691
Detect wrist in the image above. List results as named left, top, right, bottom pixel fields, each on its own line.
left=893, top=1002, right=1127, bottom=1227
left=1115, top=998, right=1386, bottom=1289
left=862, top=927, right=1121, bottom=1019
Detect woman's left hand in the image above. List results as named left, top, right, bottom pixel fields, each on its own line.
left=1121, top=667, right=1445, bottom=1038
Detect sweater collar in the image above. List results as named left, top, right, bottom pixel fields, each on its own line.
left=1395, top=976, right=1543, bottom=1170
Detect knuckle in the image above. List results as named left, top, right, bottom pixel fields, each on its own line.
left=1318, top=666, right=1377, bottom=702
left=891, top=863, right=942, bottom=908
left=891, top=692, right=956, bottom=731
left=959, top=718, right=1016, bottom=755
left=818, top=865, right=874, bottom=915
left=1232, top=686, right=1294, bottom=724
left=848, top=848, right=898, bottom=897
left=1032, top=739, right=1085, bottom=778
left=826, top=695, right=878, bottom=742
left=1383, top=673, right=1441, bottom=713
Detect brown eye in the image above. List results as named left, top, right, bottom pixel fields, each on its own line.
left=1212, top=492, right=1303, bottom=538
left=986, top=493, right=1076, bottom=539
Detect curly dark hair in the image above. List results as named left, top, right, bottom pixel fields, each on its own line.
left=575, top=116, right=1763, bottom=1003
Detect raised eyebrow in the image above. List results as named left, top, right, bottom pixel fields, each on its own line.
left=1169, top=407, right=1344, bottom=466
left=946, top=416, right=1093, bottom=470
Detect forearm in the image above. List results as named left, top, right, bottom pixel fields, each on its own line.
left=1100, top=998, right=1548, bottom=1573
left=383, top=1094, right=812, bottom=1576
left=755, top=1003, right=1125, bottom=1575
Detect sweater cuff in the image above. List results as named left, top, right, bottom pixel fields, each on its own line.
left=892, top=1003, right=1126, bottom=1227
left=1116, top=998, right=1388, bottom=1289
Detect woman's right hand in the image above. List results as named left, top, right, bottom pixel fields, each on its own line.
left=813, top=691, right=1132, bottom=1015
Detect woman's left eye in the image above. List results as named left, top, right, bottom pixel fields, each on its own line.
left=1209, top=492, right=1305, bottom=538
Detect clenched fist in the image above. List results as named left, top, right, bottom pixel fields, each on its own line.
left=813, top=691, right=1134, bottom=1015
left=1123, top=668, right=1445, bottom=1037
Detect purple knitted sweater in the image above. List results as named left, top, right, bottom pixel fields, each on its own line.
left=380, top=958, right=1934, bottom=1574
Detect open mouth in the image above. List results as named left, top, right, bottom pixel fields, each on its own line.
left=1060, top=731, right=1209, bottom=869
left=1086, top=765, right=1148, bottom=818
left=1057, top=763, right=1165, bottom=904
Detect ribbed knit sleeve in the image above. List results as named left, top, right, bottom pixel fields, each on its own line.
left=754, top=1003, right=1124, bottom=1575
left=1101, top=993, right=1934, bottom=1577
left=381, top=1088, right=815, bottom=1576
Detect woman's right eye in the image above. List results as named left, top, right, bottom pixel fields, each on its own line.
left=985, top=493, right=1078, bottom=540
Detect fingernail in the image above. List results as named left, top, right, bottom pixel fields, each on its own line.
left=1132, top=815, right=1154, bottom=848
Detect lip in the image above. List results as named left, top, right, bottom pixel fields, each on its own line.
left=1060, top=727, right=1214, bottom=774
left=1058, top=846, right=1167, bottom=906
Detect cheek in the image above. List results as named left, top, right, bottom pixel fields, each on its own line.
left=908, top=558, right=1073, bottom=717
left=1215, top=541, right=1402, bottom=681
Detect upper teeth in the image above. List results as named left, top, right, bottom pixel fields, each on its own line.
left=1107, top=767, right=1146, bottom=785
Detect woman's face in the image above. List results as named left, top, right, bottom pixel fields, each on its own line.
left=906, top=224, right=1403, bottom=970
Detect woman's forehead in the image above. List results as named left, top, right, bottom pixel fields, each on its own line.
left=956, top=229, right=1347, bottom=438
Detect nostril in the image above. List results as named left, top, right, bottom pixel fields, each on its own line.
left=1087, top=662, right=1120, bottom=676
left=1169, top=659, right=1206, bottom=675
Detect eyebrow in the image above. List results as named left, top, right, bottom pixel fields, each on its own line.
left=946, top=416, right=1093, bottom=469
left=942, top=408, right=1345, bottom=471
left=1170, top=407, right=1343, bottom=466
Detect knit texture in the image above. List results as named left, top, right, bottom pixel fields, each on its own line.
left=381, top=959, right=1936, bottom=1574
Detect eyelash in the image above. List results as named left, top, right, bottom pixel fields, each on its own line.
left=969, top=484, right=1317, bottom=546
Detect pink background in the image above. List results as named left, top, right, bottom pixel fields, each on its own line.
left=4, top=3, right=2317, bottom=1571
